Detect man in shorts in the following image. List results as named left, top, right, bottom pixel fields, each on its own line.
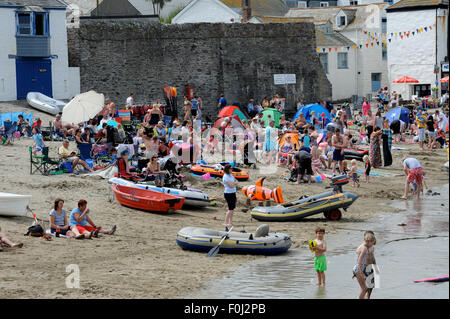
left=294, top=149, right=312, bottom=184
left=331, top=129, right=346, bottom=175
left=401, top=157, right=423, bottom=200
left=58, top=139, right=93, bottom=174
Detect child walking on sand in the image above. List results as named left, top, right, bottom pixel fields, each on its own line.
left=363, top=155, right=371, bottom=183
left=312, top=227, right=327, bottom=286
left=353, top=231, right=377, bottom=299
left=349, top=159, right=360, bottom=188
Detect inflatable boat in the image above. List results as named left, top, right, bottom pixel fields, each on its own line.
left=242, top=177, right=284, bottom=203
left=26, top=92, right=66, bottom=115
left=344, top=148, right=369, bottom=161
left=176, top=224, right=291, bottom=255
left=251, top=175, right=358, bottom=222
left=111, top=184, right=184, bottom=213
left=108, top=177, right=211, bottom=207
left=191, top=164, right=249, bottom=181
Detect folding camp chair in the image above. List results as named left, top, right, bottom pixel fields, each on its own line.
left=116, top=157, right=146, bottom=182
left=78, top=143, right=95, bottom=170
left=29, top=146, right=61, bottom=175
left=1, top=121, right=17, bottom=145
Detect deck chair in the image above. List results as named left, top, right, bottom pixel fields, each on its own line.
left=116, top=157, right=146, bottom=182
left=2, top=121, right=17, bottom=145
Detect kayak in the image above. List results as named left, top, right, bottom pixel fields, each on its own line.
left=414, top=275, right=449, bottom=283
left=176, top=225, right=291, bottom=255
left=111, top=184, right=184, bottom=213
left=251, top=190, right=358, bottom=222
left=26, top=92, right=66, bottom=115
left=108, top=177, right=211, bottom=207
left=0, top=192, right=32, bottom=217
left=191, top=164, right=249, bottom=181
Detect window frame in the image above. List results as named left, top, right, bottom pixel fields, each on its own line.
left=320, top=2, right=330, bottom=7
left=382, top=45, right=387, bottom=61
left=16, top=11, right=49, bottom=37
left=337, top=52, right=348, bottom=69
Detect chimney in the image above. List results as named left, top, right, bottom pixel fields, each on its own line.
left=242, top=0, right=251, bottom=23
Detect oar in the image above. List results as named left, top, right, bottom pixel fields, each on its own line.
left=206, top=226, right=234, bottom=258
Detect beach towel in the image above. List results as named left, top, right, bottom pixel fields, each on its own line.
left=357, top=169, right=399, bottom=177
left=82, top=162, right=118, bottom=179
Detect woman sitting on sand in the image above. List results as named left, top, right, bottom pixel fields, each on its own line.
left=69, top=199, right=116, bottom=240
left=49, top=199, right=75, bottom=237
left=0, top=227, right=23, bottom=251
left=146, top=155, right=168, bottom=187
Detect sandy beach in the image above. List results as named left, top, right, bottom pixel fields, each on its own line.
left=0, top=101, right=448, bottom=299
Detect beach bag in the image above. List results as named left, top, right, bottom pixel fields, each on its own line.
left=24, top=224, right=44, bottom=237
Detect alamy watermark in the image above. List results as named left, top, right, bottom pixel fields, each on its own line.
left=66, top=264, right=80, bottom=289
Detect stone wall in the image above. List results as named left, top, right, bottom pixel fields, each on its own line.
left=69, top=21, right=332, bottom=119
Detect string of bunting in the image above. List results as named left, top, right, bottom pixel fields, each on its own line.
left=316, top=23, right=437, bottom=53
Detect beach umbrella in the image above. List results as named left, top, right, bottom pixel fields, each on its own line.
left=439, top=76, right=449, bottom=83
left=392, top=76, right=419, bottom=99
left=107, top=120, right=119, bottom=128
left=61, top=91, right=105, bottom=125
left=213, top=115, right=245, bottom=130
left=218, top=105, right=248, bottom=123
left=385, top=107, right=410, bottom=126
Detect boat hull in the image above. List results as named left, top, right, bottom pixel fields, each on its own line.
left=0, top=192, right=32, bottom=217
left=176, top=227, right=291, bottom=255
left=108, top=177, right=211, bottom=207
left=251, top=191, right=358, bottom=222
left=111, top=184, right=184, bottom=213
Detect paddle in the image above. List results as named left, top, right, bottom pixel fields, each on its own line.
left=206, top=226, right=234, bottom=258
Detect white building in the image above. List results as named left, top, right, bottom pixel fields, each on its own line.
left=286, top=3, right=391, bottom=101
left=172, top=0, right=289, bottom=24
left=0, top=0, right=79, bottom=101
left=386, top=0, right=449, bottom=99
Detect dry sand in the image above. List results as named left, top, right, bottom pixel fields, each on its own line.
left=0, top=101, right=448, bottom=298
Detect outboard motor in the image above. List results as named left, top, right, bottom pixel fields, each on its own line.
left=329, top=174, right=350, bottom=194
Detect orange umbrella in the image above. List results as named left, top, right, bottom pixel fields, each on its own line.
left=392, top=76, right=419, bottom=83
left=439, top=76, right=449, bottom=83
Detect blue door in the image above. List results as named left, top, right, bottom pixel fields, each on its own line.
left=16, top=58, right=52, bottom=99
left=371, top=73, right=381, bottom=93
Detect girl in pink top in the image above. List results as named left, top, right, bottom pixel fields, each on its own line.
left=362, top=98, right=371, bottom=116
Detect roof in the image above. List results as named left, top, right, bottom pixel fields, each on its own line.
left=285, top=3, right=389, bottom=30
left=220, top=0, right=289, bottom=17
left=387, top=0, right=449, bottom=11
left=254, top=15, right=313, bottom=23
left=315, top=28, right=355, bottom=47
left=1, top=0, right=67, bottom=8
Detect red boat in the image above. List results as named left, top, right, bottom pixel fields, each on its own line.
left=111, top=184, right=184, bottom=213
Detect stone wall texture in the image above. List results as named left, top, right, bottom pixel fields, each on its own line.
left=69, top=21, right=332, bottom=119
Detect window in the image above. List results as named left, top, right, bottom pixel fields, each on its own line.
left=16, top=12, right=48, bottom=36
left=337, top=52, right=348, bottom=69
left=381, top=17, right=387, bottom=34
left=17, top=13, right=32, bottom=35
left=337, top=15, right=346, bottom=27
left=320, top=2, right=329, bottom=7
left=382, top=46, right=387, bottom=61
left=319, top=53, right=328, bottom=73
left=297, top=1, right=307, bottom=8
left=350, top=1, right=358, bottom=4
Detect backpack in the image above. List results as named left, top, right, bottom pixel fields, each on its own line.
left=24, top=224, right=44, bottom=237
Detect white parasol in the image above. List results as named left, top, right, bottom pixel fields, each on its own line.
left=61, top=91, right=105, bottom=124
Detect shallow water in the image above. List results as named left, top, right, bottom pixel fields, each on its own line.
left=186, top=185, right=449, bottom=299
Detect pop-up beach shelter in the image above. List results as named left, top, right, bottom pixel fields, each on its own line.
left=213, top=115, right=245, bottom=130
left=294, top=104, right=331, bottom=125
left=385, top=106, right=410, bottom=126
left=218, top=105, right=248, bottom=124
left=261, top=108, right=282, bottom=127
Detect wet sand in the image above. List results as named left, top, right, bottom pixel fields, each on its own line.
left=0, top=101, right=448, bottom=298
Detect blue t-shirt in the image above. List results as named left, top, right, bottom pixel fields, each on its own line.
left=33, top=133, right=44, bottom=148
left=302, top=135, right=311, bottom=148
left=69, top=207, right=87, bottom=226
left=49, top=209, right=67, bottom=226
left=247, top=103, right=255, bottom=113
left=223, top=173, right=236, bottom=194
left=219, top=97, right=227, bottom=108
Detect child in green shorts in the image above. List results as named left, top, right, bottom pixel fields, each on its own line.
left=312, top=227, right=327, bottom=286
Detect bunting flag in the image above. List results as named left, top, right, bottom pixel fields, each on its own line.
left=317, top=48, right=320, bottom=52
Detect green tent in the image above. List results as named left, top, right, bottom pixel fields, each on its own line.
left=261, top=108, right=282, bottom=128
